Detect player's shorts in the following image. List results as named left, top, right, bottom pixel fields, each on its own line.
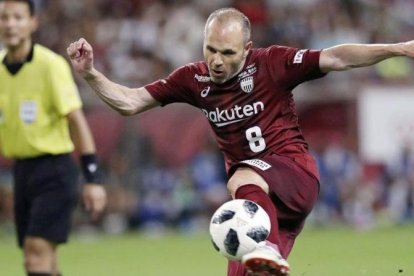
left=13, top=154, right=79, bottom=247
left=229, top=154, right=319, bottom=255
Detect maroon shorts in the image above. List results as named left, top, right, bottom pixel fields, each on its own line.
left=227, top=154, right=320, bottom=276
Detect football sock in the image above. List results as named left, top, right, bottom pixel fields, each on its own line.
left=235, top=184, right=280, bottom=246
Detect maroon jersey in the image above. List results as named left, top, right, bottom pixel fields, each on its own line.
left=145, top=45, right=326, bottom=179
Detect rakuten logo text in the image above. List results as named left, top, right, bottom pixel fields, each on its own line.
left=202, top=101, right=264, bottom=127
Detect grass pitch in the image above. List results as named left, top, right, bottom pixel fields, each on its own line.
left=0, top=224, right=413, bottom=275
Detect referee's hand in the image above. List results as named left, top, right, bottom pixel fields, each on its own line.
left=82, top=183, right=107, bottom=221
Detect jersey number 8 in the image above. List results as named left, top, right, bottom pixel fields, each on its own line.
left=245, top=126, right=266, bottom=153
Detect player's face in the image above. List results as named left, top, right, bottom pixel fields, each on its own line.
left=204, top=20, right=251, bottom=84
left=0, top=1, right=36, bottom=49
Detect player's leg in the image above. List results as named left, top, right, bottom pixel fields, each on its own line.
left=274, top=191, right=311, bottom=259
left=51, top=249, right=59, bottom=276
left=226, top=155, right=319, bottom=275
left=264, top=157, right=319, bottom=259
left=227, top=166, right=290, bottom=276
left=23, top=237, right=57, bottom=275
left=13, top=168, right=36, bottom=274
left=227, top=167, right=278, bottom=241
left=278, top=218, right=305, bottom=259
left=271, top=197, right=308, bottom=259
left=14, top=182, right=57, bottom=275
left=14, top=155, right=78, bottom=276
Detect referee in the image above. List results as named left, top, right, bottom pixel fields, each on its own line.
left=0, top=1, right=107, bottom=276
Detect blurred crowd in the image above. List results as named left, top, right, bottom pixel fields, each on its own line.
left=32, top=0, right=414, bottom=94
left=1, top=0, right=414, bottom=235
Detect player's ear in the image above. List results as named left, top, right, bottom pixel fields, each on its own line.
left=30, top=16, right=39, bottom=33
left=244, top=41, right=253, bottom=57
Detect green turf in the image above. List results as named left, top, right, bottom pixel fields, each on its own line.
left=289, top=225, right=414, bottom=276
left=0, top=225, right=413, bottom=275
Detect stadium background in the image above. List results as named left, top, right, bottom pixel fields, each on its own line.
left=0, top=1, right=414, bottom=273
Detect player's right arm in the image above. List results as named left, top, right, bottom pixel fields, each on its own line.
left=67, top=38, right=159, bottom=116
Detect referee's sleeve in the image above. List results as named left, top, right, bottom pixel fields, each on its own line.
left=50, top=55, right=82, bottom=116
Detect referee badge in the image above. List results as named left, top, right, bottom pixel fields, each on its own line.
left=20, top=101, right=37, bottom=124
left=240, top=76, right=254, bottom=93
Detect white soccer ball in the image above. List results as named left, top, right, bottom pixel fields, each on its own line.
left=209, top=199, right=271, bottom=261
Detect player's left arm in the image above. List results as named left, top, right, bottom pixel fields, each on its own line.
left=68, top=108, right=107, bottom=220
left=319, top=40, right=414, bottom=73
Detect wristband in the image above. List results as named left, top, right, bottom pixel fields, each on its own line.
left=80, top=154, right=102, bottom=184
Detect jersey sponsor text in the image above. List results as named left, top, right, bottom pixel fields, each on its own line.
left=293, top=49, right=306, bottom=64
left=194, top=74, right=211, bottom=82
left=240, top=159, right=272, bottom=171
left=202, top=101, right=264, bottom=127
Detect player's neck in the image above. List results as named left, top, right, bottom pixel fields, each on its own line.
left=228, top=57, right=247, bottom=82
left=6, top=39, right=33, bottom=64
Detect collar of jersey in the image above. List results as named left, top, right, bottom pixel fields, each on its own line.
left=2, top=43, right=34, bottom=75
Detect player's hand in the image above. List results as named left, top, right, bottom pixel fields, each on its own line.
left=82, top=183, right=107, bottom=221
left=67, top=38, right=95, bottom=78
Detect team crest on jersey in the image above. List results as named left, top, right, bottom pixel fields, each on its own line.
left=240, top=76, right=254, bottom=93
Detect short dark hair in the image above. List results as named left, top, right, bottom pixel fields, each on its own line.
left=0, top=0, right=35, bottom=16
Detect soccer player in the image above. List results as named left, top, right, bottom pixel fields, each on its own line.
left=0, top=1, right=107, bottom=276
left=67, top=7, right=414, bottom=276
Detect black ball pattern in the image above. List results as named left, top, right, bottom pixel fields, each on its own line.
left=224, top=228, right=239, bottom=256
left=212, top=209, right=235, bottom=224
left=242, top=200, right=259, bottom=218
left=211, top=240, right=220, bottom=252
left=246, top=226, right=269, bottom=243
left=215, top=200, right=265, bottom=257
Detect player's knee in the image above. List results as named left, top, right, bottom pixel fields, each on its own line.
left=24, top=252, right=43, bottom=271
left=226, top=179, right=237, bottom=198
left=23, top=238, right=55, bottom=271
left=227, top=167, right=269, bottom=198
